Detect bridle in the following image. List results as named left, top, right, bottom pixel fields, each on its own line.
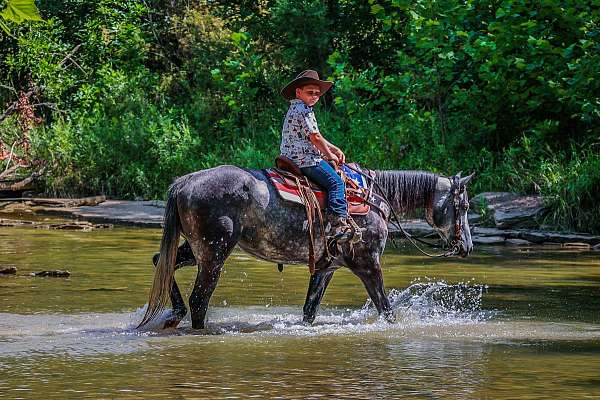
left=403, top=175, right=468, bottom=257
left=447, top=175, right=469, bottom=256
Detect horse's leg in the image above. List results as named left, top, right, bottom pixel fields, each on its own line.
left=188, top=217, right=239, bottom=329
left=162, top=279, right=187, bottom=328
left=303, top=268, right=335, bottom=324
left=351, top=258, right=395, bottom=323
left=151, top=243, right=192, bottom=329
left=152, top=240, right=197, bottom=268
left=189, top=261, right=222, bottom=329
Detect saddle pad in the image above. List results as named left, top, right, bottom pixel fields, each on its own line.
left=265, top=169, right=370, bottom=215
left=341, top=164, right=368, bottom=189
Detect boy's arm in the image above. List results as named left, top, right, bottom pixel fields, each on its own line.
left=308, top=133, right=345, bottom=164
left=301, top=107, right=345, bottom=164
left=321, top=137, right=346, bottom=163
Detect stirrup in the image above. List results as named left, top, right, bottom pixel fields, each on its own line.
left=326, top=216, right=363, bottom=256
left=346, top=216, right=364, bottom=245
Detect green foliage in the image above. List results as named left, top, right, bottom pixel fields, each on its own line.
left=1, top=0, right=599, bottom=232
left=0, top=0, right=43, bottom=36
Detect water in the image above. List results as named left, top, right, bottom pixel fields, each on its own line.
left=1, top=220, right=600, bottom=399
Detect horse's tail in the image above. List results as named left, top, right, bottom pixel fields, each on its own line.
left=138, top=186, right=181, bottom=328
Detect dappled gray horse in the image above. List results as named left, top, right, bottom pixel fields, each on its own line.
left=139, top=166, right=474, bottom=329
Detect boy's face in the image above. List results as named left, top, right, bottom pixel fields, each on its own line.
left=295, top=84, right=322, bottom=107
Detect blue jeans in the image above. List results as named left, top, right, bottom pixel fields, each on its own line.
left=301, top=160, right=348, bottom=217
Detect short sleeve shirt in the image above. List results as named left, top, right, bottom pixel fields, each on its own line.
left=280, top=99, right=322, bottom=168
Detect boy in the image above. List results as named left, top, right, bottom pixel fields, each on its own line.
left=279, top=69, right=353, bottom=243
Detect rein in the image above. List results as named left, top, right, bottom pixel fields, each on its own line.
left=344, top=164, right=464, bottom=258
left=293, top=175, right=330, bottom=274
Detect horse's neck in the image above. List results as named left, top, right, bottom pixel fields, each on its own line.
left=375, top=170, right=440, bottom=216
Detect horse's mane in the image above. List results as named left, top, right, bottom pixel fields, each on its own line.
left=374, top=170, right=439, bottom=215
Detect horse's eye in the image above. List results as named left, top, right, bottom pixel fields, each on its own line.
left=462, top=202, right=469, bottom=211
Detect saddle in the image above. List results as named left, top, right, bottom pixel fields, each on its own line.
left=265, top=156, right=390, bottom=275
left=266, top=155, right=372, bottom=215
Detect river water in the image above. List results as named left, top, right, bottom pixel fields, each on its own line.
left=1, top=221, right=599, bottom=399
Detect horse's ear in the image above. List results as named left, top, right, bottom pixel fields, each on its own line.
left=456, top=171, right=463, bottom=178
left=460, top=172, right=475, bottom=187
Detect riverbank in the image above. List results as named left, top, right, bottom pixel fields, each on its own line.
left=1, top=197, right=599, bottom=249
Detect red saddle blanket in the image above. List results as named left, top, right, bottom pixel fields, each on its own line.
left=265, top=168, right=370, bottom=215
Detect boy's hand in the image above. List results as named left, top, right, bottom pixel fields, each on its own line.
left=330, top=147, right=346, bottom=164
left=309, top=133, right=346, bottom=165
left=325, top=154, right=340, bottom=165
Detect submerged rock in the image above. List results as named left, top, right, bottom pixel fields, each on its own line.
left=0, top=219, right=35, bottom=227
left=30, top=270, right=71, bottom=277
left=0, top=266, right=17, bottom=275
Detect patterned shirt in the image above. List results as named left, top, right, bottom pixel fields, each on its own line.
left=280, top=99, right=322, bottom=168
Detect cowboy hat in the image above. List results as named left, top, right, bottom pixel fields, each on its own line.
left=280, top=70, right=333, bottom=100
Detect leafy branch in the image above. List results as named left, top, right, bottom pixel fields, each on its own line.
left=0, top=0, right=43, bottom=36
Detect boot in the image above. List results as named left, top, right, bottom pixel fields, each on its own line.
left=327, top=215, right=354, bottom=246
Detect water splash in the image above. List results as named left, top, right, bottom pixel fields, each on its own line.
left=346, top=278, right=491, bottom=325
left=163, top=280, right=493, bottom=336
left=390, top=278, right=491, bottom=322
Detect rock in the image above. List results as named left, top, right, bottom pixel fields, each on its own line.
left=30, top=270, right=70, bottom=277
left=519, top=231, right=600, bottom=245
left=517, top=231, right=549, bottom=244
left=563, top=242, right=591, bottom=249
left=492, top=195, right=548, bottom=229
left=94, top=223, right=114, bottom=229
left=506, top=239, right=532, bottom=246
left=472, top=227, right=510, bottom=237
left=494, top=204, right=548, bottom=229
left=0, top=218, right=36, bottom=227
left=0, top=218, right=111, bottom=230
left=469, top=192, right=548, bottom=229
left=74, top=200, right=164, bottom=227
left=47, top=221, right=94, bottom=230
left=470, top=192, right=521, bottom=209
left=149, top=200, right=166, bottom=208
left=389, top=219, right=434, bottom=236
left=0, top=266, right=17, bottom=275
left=1, top=199, right=162, bottom=228
left=593, top=243, right=600, bottom=251
left=467, top=212, right=482, bottom=224
left=472, top=236, right=505, bottom=245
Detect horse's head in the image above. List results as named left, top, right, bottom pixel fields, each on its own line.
left=429, top=172, right=474, bottom=257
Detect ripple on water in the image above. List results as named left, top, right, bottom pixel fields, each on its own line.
left=1, top=281, right=600, bottom=359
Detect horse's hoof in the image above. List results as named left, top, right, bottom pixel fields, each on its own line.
left=162, top=318, right=182, bottom=329
left=161, top=308, right=186, bottom=329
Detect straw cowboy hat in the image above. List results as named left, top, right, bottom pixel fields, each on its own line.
left=280, top=70, right=333, bottom=100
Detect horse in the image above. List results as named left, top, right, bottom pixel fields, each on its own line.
left=138, top=166, right=474, bottom=330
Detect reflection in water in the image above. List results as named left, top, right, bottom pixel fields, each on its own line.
left=1, top=224, right=600, bottom=398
